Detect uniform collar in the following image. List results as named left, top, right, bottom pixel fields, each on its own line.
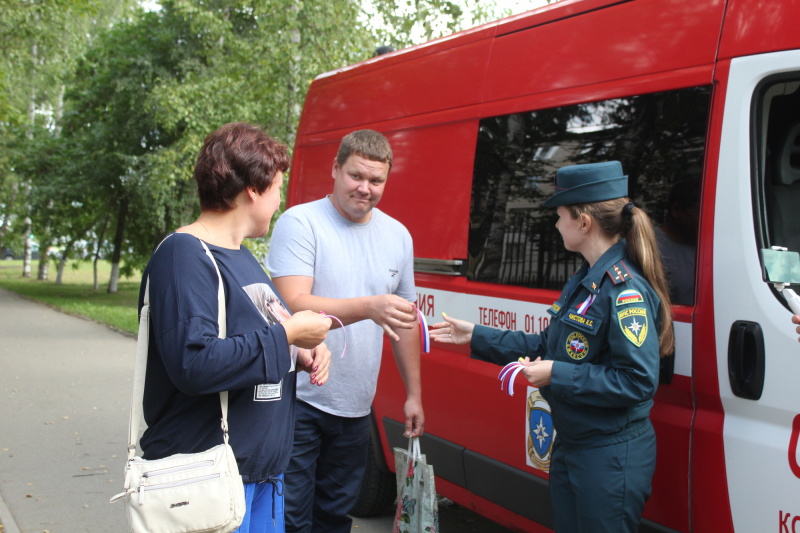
left=579, top=240, right=627, bottom=294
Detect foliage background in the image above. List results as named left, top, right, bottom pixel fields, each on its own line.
left=0, top=0, right=545, bottom=291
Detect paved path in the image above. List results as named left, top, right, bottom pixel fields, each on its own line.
left=0, top=288, right=515, bottom=533
left=0, top=288, right=132, bottom=532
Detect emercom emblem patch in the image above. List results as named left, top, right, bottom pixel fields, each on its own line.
left=618, top=307, right=648, bottom=347
left=565, top=331, right=589, bottom=360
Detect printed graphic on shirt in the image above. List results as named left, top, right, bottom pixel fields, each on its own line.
left=618, top=307, right=648, bottom=347
left=616, top=289, right=644, bottom=306
left=243, top=283, right=297, bottom=401
left=526, top=388, right=555, bottom=472
left=565, top=331, right=589, bottom=360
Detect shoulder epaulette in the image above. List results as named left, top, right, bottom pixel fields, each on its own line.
left=606, top=260, right=634, bottom=285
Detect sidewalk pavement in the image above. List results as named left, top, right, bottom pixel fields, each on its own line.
left=0, top=288, right=134, bottom=532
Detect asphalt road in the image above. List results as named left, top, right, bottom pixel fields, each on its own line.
left=0, top=287, right=517, bottom=532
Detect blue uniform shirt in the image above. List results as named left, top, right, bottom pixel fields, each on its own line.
left=471, top=240, right=662, bottom=447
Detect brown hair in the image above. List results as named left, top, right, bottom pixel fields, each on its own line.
left=335, top=129, right=393, bottom=171
left=568, top=198, right=675, bottom=357
left=194, top=122, right=290, bottom=211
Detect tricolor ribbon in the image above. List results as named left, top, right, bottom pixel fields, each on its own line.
left=498, top=359, right=538, bottom=396
left=416, top=308, right=430, bottom=353
left=576, top=293, right=596, bottom=315
left=320, top=312, right=346, bottom=357
left=499, top=360, right=525, bottom=396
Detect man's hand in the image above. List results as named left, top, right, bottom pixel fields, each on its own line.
left=297, top=343, right=331, bottom=386
left=367, top=294, right=417, bottom=341
left=403, top=396, right=425, bottom=438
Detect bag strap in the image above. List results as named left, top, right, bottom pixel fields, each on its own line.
left=406, top=436, right=421, bottom=461
left=125, top=238, right=228, bottom=461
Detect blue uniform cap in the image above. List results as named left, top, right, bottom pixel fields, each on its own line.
left=544, top=161, right=628, bottom=207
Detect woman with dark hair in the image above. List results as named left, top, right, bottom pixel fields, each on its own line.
left=138, top=122, right=332, bottom=533
left=430, top=161, right=673, bottom=533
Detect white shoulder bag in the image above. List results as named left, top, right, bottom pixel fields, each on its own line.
left=111, top=240, right=245, bottom=533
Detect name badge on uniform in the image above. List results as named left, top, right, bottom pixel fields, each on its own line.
left=564, top=312, right=598, bottom=333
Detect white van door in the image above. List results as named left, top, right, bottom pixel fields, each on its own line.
left=715, top=49, right=800, bottom=531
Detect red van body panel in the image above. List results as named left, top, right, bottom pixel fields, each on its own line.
left=288, top=0, right=800, bottom=530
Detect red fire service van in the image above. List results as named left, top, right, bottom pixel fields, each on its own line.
left=286, top=0, right=800, bottom=531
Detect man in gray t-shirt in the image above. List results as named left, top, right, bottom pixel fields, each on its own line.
left=268, top=129, right=424, bottom=533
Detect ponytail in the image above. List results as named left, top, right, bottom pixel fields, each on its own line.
left=568, top=198, right=675, bottom=357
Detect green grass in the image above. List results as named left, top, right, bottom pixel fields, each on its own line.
left=0, top=259, right=141, bottom=335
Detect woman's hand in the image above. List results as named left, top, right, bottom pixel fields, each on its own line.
left=429, top=313, right=475, bottom=345
left=297, top=343, right=331, bottom=386
left=520, top=357, right=553, bottom=388
left=282, top=310, right=332, bottom=349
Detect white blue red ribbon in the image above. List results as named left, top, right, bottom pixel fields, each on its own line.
left=576, top=293, right=596, bottom=315
left=320, top=312, right=346, bottom=357
left=416, top=308, right=430, bottom=353
left=498, top=360, right=526, bottom=396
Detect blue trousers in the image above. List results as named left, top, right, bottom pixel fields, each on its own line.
left=549, top=421, right=657, bottom=533
left=284, top=401, right=371, bottom=533
left=235, top=476, right=285, bottom=533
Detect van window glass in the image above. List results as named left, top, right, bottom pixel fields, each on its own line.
left=755, top=76, right=800, bottom=296
left=468, top=86, right=711, bottom=304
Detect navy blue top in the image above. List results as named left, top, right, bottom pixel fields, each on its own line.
left=138, top=232, right=295, bottom=482
left=471, top=240, right=662, bottom=448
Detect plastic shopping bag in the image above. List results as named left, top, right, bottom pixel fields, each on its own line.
left=393, top=437, right=438, bottom=533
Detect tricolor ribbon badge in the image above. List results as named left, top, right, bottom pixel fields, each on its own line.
left=416, top=308, right=430, bottom=353
left=498, top=359, right=538, bottom=396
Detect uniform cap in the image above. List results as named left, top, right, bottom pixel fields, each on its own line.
left=544, top=161, right=628, bottom=207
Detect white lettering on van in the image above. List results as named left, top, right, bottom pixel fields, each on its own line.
left=778, top=511, right=800, bottom=532
left=478, top=307, right=517, bottom=330
left=416, top=293, right=435, bottom=317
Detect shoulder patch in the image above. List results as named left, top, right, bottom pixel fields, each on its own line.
left=616, top=289, right=644, bottom=306
left=606, top=261, right=634, bottom=285
left=617, top=307, right=648, bottom=347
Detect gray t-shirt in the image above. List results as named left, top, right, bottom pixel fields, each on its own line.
left=267, top=197, right=416, bottom=417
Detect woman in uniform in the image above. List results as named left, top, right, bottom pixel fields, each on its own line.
left=430, top=161, right=674, bottom=533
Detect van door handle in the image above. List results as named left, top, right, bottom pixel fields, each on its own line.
left=727, top=321, right=765, bottom=400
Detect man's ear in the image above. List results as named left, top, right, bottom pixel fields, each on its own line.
left=331, top=160, right=339, bottom=179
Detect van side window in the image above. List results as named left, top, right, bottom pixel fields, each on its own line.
left=757, top=78, right=800, bottom=252
left=468, top=86, right=711, bottom=304
left=756, top=76, right=800, bottom=297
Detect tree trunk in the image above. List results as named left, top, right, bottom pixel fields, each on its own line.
left=55, top=241, right=75, bottom=285
left=107, top=197, right=128, bottom=294
left=22, top=217, right=32, bottom=278
left=94, top=213, right=110, bottom=291
left=37, top=238, right=52, bottom=281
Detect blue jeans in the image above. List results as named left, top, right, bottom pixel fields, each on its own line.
left=284, top=401, right=371, bottom=533
left=235, top=475, right=285, bottom=533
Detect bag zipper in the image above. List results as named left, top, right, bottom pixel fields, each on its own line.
left=140, top=459, right=215, bottom=478
left=138, top=473, right=220, bottom=505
